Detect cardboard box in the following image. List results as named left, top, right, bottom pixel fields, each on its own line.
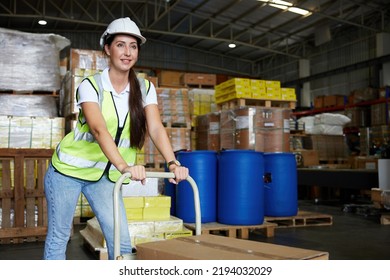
left=294, top=149, right=319, bottom=167
left=136, top=234, right=329, bottom=260
left=157, top=70, right=185, bottom=87
left=323, top=95, right=345, bottom=107
left=314, top=96, right=324, bottom=109
left=181, top=73, right=217, bottom=86
left=371, top=188, right=384, bottom=205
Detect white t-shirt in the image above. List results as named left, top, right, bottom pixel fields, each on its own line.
left=77, top=68, right=158, bottom=127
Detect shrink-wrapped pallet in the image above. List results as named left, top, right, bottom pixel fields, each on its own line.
left=0, top=27, right=70, bottom=92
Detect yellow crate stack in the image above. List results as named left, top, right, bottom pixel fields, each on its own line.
left=250, top=79, right=267, bottom=99
left=265, top=80, right=282, bottom=100
left=216, top=78, right=296, bottom=103
left=215, top=78, right=251, bottom=104
left=281, top=87, right=297, bottom=101
left=81, top=195, right=192, bottom=250
left=123, top=195, right=171, bottom=221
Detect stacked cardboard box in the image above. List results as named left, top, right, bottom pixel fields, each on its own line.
left=157, top=88, right=191, bottom=127
left=188, top=88, right=217, bottom=127
left=61, top=48, right=108, bottom=119
left=81, top=215, right=192, bottom=251
left=180, top=73, right=217, bottom=87
left=195, top=112, right=220, bottom=151
left=140, top=128, right=191, bottom=167
left=0, top=116, right=64, bottom=149
left=219, top=106, right=291, bottom=152
left=309, top=135, right=349, bottom=161
left=280, top=87, right=297, bottom=101
left=370, top=103, right=390, bottom=126
left=80, top=190, right=193, bottom=251
left=359, top=125, right=390, bottom=156
left=215, top=78, right=252, bottom=103
left=123, top=195, right=171, bottom=221
left=265, top=80, right=281, bottom=100
left=157, top=70, right=185, bottom=87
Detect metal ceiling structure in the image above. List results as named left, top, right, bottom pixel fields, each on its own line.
left=1, top=0, right=390, bottom=76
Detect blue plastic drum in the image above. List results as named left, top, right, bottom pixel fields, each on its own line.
left=176, top=150, right=218, bottom=223
left=218, top=150, right=264, bottom=225
left=264, top=152, right=298, bottom=217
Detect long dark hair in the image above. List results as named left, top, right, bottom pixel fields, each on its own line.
left=103, top=34, right=146, bottom=150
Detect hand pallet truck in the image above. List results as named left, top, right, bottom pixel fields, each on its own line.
left=113, top=171, right=202, bottom=260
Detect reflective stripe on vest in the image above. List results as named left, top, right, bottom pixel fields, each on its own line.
left=52, top=74, right=150, bottom=183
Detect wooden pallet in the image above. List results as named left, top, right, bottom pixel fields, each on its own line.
left=184, top=221, right=277, bottom=238
left=264, top=211, right=333, bottom=228
left=218, top=98, right=296, bottom=110
left=0, top=148, right=53, bottom=244
left=380, top=215, right=390, bottom=225
left=79, top=228, right=108, bottom=260
left=184, top=83, right=215, bottom=89
left=0, top=89, right=59, bottom=95
left=162, top=121, right=192, bottom=128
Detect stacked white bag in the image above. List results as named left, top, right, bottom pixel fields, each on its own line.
left=299, top=113, right=351, bottom=135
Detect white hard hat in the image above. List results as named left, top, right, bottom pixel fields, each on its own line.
left=100, top=17, right=146, bottom=47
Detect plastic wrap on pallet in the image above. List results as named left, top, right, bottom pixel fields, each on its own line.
left=0, top=94, right=59, bottom=117
left=0, top=27, right=70, bottom=92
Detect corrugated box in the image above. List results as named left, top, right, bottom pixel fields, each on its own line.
left=195, top=112, right=220, bottom=151
left=314, top=96, right=324, bottom=109
left=180, top=73, right=217, bottom=86
left=136, top=234, right=329, bottom=260
left=323, top=95, right=345, bottom=107
left=293, top=149, right=320, bottom=167
left=157, top=70, right=185, bottom=87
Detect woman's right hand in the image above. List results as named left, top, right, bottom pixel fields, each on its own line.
left=121, top=165, right=146, bottom=185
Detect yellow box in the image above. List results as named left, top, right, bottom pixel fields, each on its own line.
left=252, top=87, right=267, bottom=99
left=266, top=87, right=281, bottom=99
left=164, top=227, right=193, bottom=239
left=265, top=80, right=281, bottom=88
left=281, top=88, right=297, bottom=101
left=144, top=195, right=171, bottom=208
left=281, top=93, right=297, bottom=101
left=215, top=78, right=251, bottom=97
left=281, top=87, right=295, bottom=94
left=143, top=207, right=171, bottom=220
left=123, top=196, right=145, bottom=208
left=250, top=79, right=266, bottom=88
left=134, top=233, right=165, bottom=246
left=126, top=208, right=143, bottom=220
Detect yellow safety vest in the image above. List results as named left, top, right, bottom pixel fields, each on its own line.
left=52, top=73, right=150, bottom=183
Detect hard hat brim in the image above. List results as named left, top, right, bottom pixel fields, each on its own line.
left=100, top=32, right=146, bottom=48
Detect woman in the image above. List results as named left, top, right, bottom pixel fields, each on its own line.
left=44, top=17, right=188, bottom=260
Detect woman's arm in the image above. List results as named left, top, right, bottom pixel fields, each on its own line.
left=145, top=104, right=188, bottom=183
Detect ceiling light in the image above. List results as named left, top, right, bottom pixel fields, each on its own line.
left=287, top=7, right=311, bottom=16
left=258, top=0, right=311, bottom=16
left=258, top=0, right=292, bottom=6
left=38, top=19, right=47, bottom=25
left=269, top=3, right=288, bottom=10
left=228, top=43, right=236, bottom=48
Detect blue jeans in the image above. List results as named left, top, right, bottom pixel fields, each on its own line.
left=43, top=163, right=131, bottom=260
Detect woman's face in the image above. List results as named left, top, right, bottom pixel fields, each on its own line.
left=105, top=34, right=139, bottom=72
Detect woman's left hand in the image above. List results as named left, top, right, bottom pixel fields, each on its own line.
left=169, top=165, right=189, bottom=184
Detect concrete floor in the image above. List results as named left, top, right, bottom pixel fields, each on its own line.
left=1, top=200, right=389, bottom=260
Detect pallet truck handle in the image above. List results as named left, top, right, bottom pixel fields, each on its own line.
left=113, top=171, right=202, bottom=260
